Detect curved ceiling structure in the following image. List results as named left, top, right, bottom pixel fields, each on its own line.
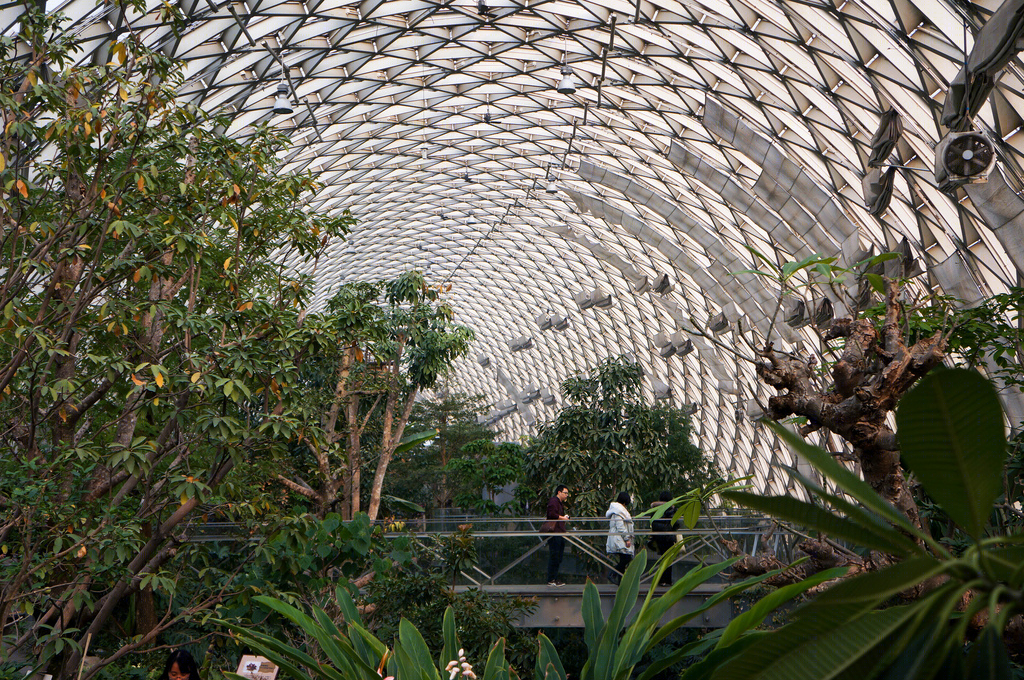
left=12, top=0, right=1024, bottom=493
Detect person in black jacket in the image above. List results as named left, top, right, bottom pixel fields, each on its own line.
left=545, top=484, right=570, bottom=586
left=650, top=490, right=680, bottom=586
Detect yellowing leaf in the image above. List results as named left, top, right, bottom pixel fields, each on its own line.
left=131, top=374, right=144, bottom=386
left=15, top=180, right=28, bottom=198
left=191, top=372, right=201, bottom=383
left=132, top=268, right=141, bottom=283
left=137, top=175, right=145, bottom=192
left=26, top=70, right=37, bottom=86
left=119, top=86, right=129, bottom=101
left=0, top=153, right=5, bottom=173
left=155, top=372, right=164, bottom=388
left=223, top=257, right=232, bottom=271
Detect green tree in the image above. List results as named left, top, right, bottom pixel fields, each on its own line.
left=0, top=9, right=353, bottom=678
left=445, top=440, right=525, bottom=514
left=520, top=356, right=719, bottom=518
left=382, top=391, right=495, bottom=512
left=272, top=273, right=475, bottom=521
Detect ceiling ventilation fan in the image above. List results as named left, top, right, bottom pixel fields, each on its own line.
left=509, top=334, right=534, bottom=352
left=933, top=131, right=997, bottom=194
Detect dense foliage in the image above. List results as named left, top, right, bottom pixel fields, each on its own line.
left=272, top=273, right=474, bottom=521
left=380, top=392, right=496, bottom=513
left=363, top=530, right=536, bottom=671
left=445, top=440, right=526, bottom=514
left=714, top=369, right=1022, bottom=679
left=519, top=356, right=719, bottom=518
left=224, top=368, right=1024, bottom=680
left=0, top=8, right=359, bottom=678
left=0, top=10, right=476, bottom=679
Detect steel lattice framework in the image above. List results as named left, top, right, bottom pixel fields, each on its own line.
left=7, top=0, right=1023, bottom=494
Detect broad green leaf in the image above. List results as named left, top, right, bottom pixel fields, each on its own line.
left=801, top=555, right=943, bottom=615
left=678, top=632, right=767, bottom=680
left=310, top=607, right=358, bottom=672
left=480, top=638, right=507, bottom=680
left=380, top=494, right=426, bottom=514
left=965, top=626, right=1012, bottom=680
left=861, top=252, right=900, bottom=269
left=711, top=605, right=918, bottom=680
left=535, top=634, right=567, bottom=680
left=721, top=491, right=916, bottom=556
left=704, top=557, right=944, bottom=680
left=649, top=562, right=790, bottom=648
left=874, top=583, right=966, bottom=680
left=730, top=268, right=776, bottom=278
left=864, top=272, right=885, bottom=294
left=980, top=546, right=1024, bottom=586
left=646, top=559, right=741, bottom=647
left=742, top=243, right=778, bottom=271
left=593, top=552, right=646, bottom=680
left=439, top=606, right=460, bottom=671
left=348, top=624, right=387, bottom=674
left=716, top=567, right=847, bottom=649
left=785, top=466, right=923, bottom=556
left=217, top=621, right=319, bottom=674
left=581, top=580, right=603, bottom=654
left=336, top=586, right=359, bottom=620
left=252, top=596, right=321, bottom=639
left=398, top=618, right=439, bottom=680
left=897, top=368, right=1006, bottom=538
left=766, top=423, right=927, bottom=542
left=394, top=429, right=438, bottom=455
left=681, top=499, right=700, bottom=529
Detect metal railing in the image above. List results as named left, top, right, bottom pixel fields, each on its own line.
left=183, top=511, right=806, bottom=589
left=380, top=513, right=799, bottom=588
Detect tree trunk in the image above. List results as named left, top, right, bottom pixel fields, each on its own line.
left=134, top=526, right=158, bottom=644
left=757, top=278, right=945, bottom=532
left=366, top=352, right=419, bottom=521
left=347, top=395, right=361, bottom=518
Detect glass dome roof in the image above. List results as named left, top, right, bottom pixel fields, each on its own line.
left=12, top=0, right=1023, bottom=493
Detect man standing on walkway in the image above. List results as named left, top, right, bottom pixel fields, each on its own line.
left=545, top=485, right=570, bottom=586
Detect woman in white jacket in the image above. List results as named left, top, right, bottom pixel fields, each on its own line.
left=605, top=491, right=635, bottom=585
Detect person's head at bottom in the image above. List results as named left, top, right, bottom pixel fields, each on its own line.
left=161, top=650, right=200, bottom=680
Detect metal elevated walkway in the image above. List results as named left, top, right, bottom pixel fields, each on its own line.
left=381, top=513, right=800, bottom=628
left=187, top=512, right=801, bottom=628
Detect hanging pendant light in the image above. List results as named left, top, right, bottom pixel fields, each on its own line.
left=546, top=179, right=558, bottom=193
left=556, top=65, right=578, bottom=94
left=272, top=83, right=293, bottom=115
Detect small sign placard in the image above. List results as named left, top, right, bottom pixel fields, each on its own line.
left=235, top=655, right=279, bottom=680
